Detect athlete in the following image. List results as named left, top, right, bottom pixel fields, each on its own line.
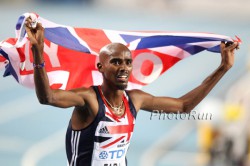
left=25, top=17, right=239, bottom=166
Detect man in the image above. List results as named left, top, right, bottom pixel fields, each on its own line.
left=25, top=17, right=239, bottom=166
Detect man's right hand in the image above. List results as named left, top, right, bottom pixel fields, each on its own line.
left=25, top=17, right=44, bottom=53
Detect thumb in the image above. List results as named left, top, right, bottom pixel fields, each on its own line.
left=25, top=23, right=37, bottom=45
left=220, top=41, right=226, bottom=52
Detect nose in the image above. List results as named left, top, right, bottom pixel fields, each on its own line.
left=119, top=62, right=129, bottom=73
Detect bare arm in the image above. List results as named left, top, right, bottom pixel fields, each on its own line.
left=130, top=42, right=239, bottom=113
left=25, top=17, right=85, bottom=108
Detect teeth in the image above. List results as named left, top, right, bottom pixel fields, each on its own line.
left=117, top=75, right=127, bottom=78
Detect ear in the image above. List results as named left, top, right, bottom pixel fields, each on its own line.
left=97, top=63, right=103, bottom=72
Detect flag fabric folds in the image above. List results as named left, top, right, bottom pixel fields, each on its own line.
left=0, top=13, right=240, bottom=90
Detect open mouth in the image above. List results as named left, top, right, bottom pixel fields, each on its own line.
left=116, top=75, right=128, bottom=82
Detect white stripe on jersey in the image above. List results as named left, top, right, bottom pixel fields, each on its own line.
left=70, top=131, right=81, bottom=166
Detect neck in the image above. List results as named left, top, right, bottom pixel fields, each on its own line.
left=100, top=84, right=124, bottom=106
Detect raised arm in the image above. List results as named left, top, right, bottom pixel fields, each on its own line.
left=130, top=41, right=239, bottom=113
left=25, top=17, right=85, bottom=108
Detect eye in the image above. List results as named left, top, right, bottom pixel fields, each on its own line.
left=111, top=59, right=122, bottom=65
left=126, top=60, right=132, bottom=65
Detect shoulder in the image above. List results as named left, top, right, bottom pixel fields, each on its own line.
left=126, top=89, right=154, bottom=112
left=127, top=89, right=144, bottom=97
left=127, top=89, right=154, bottom=103
left=70, top=86, right=97, bottom=99
left=72, top=86, right=99, bottom=113
left=127, top=89, right=153, bottom=98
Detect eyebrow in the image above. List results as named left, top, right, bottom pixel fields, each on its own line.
left=110, top=58, right=132, bottom=61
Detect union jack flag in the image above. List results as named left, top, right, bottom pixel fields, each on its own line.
left=95, top=89, right=135, bottom=149
left=0, top=13, right=241, bottom=90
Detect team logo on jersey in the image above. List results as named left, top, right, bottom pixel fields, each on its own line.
left=99, top=151, right=109, bottom=159
left=99, top=126, right=109, bottom=134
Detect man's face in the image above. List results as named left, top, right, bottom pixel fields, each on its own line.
left=100, top=45, right=133, bottom=90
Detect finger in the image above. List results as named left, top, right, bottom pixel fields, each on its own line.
left=220, top=41, right=226, bottom=51
left=25, top=17, right=33, bottom=28
left=25, top=24, right=37, bottom=45
left=36, top=23, right=43, bottom=34
left=225, top=41, right=234, bottom=47
left=25, top=17, right=31, bottom=22
left=24, top=24, right=33, bottom=36
left=236, top=43, right=240, bottom=50
left=25, top=19, right=35, bottom=33
left=25, top=20, right=31, bottom=28
left=36, top=23, right=44, bottom=30
left=226, top=42, right=239, bottom=51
